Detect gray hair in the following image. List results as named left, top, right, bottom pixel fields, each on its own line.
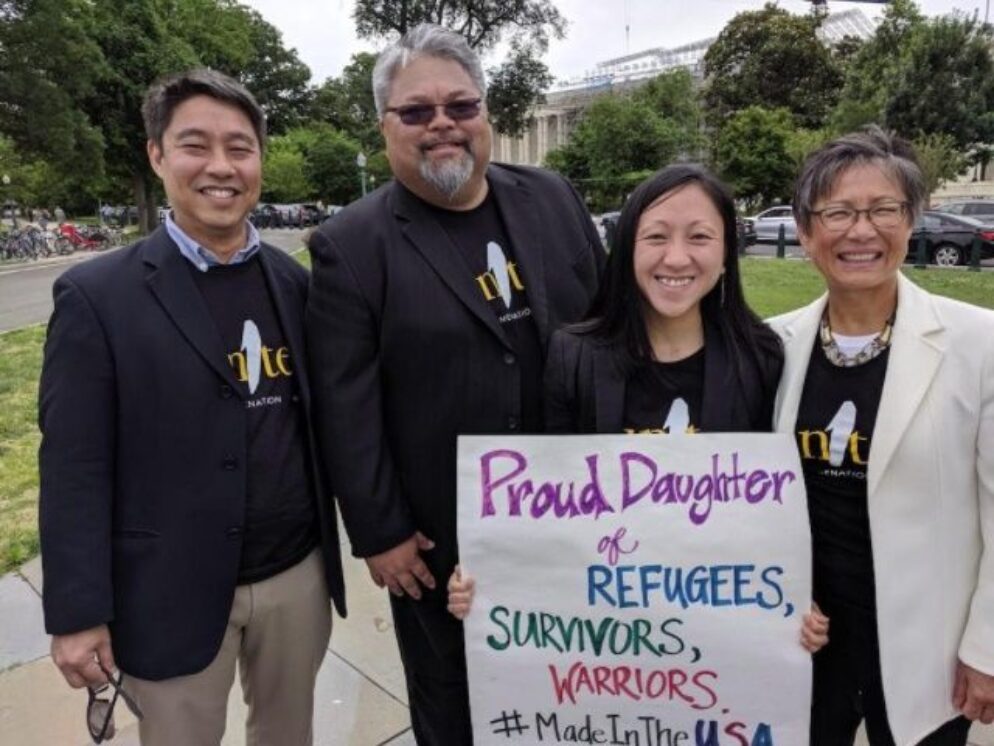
left=792, top=125, right=926, bottom=233
left=142, top=68, right=267, bottom=151
left=372, top=24, right=486, bottom=118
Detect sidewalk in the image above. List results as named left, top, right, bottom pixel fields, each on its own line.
left=2, top=546, right=992, bottom=745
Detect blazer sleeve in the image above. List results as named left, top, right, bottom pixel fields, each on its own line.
left=305, top=229, right=416, bottom=558
left=38, top=274, right=116, bottom=635
left=544, top=330, right=580, bottom=433
left=958, top=336, right=994, bottom=674
left=563, top=175, right=607, bottom=280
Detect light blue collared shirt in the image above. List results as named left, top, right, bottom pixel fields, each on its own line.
left=165, top=212, right=261, bottom=272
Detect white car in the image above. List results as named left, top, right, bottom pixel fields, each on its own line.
left=745, top=205, right=797, bottom=243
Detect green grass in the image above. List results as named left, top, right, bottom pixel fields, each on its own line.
left=0, top=257, right=990, bottom=573
left=740, top=257, right=994, bottom=317
left=0, top=325, right=45, bottom=573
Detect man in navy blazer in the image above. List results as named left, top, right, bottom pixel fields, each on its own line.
left=39, top=69, right=345, bottom=745
left=306, top=24, right=604, bottom=745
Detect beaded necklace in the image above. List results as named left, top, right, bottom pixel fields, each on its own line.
left=819, top=308, right=895, bottom=368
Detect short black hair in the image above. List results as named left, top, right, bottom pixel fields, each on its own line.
left=142, top=68, right=266, bottom=151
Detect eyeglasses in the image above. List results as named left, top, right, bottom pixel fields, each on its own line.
left=384, top=98, right=483, bottom=126
left=811, top=202, right=910, bottom=232
left=86, top=663, right=144, bottom=743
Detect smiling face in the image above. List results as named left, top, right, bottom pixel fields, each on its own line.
left=800, top=162, right=912, bottom=297
left=380, top=55, right=491, bottom=209
left=633, top=183, right=726, bottom=333
left=147, top=94, right=261, bottom=257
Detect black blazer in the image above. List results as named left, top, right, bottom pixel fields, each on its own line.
left=38, top=228, right=346, bottom=681
left=305, top=165, right=604, bottom=659
left=544, top=324, right=782, bottom=433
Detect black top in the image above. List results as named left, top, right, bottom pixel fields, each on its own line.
left=622, top=349, right=705, bottom=434
left=795, top=340, right=890, bottom=614
left=428, top=192, right=544, bottom=432
left=544, top=325, right=782, bottom=435
left=190, top=257, right=317, bottom=584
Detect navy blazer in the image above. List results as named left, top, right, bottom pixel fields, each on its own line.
left=544, top=324, right=782, bottom=433
left=306, top=165, right=604, bottom=666
left=38, top=227, right=346, bottom=681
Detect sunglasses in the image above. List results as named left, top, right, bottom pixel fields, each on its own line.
left=86, top=663, right=144, bottom=743
left=384, top=98, right=483, bottom=126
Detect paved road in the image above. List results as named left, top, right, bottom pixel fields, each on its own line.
left=0, top=229, right=308, bottom=333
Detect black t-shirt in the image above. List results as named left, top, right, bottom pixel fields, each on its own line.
left=428, top=192, right=544, bottom=432
left=190, top=257, right=317, bottom=584
left=795, top=340, right=889, bottom=614
left=623, top=349, right=705, bottom=434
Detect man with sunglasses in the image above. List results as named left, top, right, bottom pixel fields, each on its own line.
left=306, top=23, right=605, bottom=745
left=39, top=69, right=346, bottom=745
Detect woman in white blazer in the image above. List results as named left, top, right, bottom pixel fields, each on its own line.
left=769, top=127, right=994, bottom=745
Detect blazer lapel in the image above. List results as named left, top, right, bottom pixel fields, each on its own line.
left=773, top=295, right=827, bottom=433
left=258, top=247, right=311, bottom=409
left=391, top=182, right=511, bottom=349
left=592, top=345, right=625, bottom=432
left=868, top=275, right=944, bottom=495
left=488, top=167, right=551, bottom=345
left=142, top=229, right=246, bottom=397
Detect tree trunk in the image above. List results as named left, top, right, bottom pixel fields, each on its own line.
left=133, top=171, right=157, bottom=235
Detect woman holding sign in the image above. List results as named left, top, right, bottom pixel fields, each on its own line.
left=450, top=164, right=830, bottom=652
left=771, top=127, right=994, bottom=744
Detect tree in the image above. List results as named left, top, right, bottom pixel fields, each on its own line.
left=353, top=0, right=565, bottom=48
left=544, top=95, right=687, bottom=211
left=352, top=0, right=566, bottom=136
left=829, top=0, right=924, bottom=133
left=713, top=107, right=797, bottom=209
left=632, top=68, right=705, bottom=158
left=485, top=41, right=553, bottom=138
left=702, top=3, right=843, bottom=130
left=225, top=7, right=313, bottom=135
left=1, top=0, right=315, bottom=233
left=884, top=14, right=994, bottom=151
left=913, top=132, right=968, bottom=199
left=0, top=0, right=107, bottom=189
left=262, top=142, right=313, bottom=203
left=310, top=53, right=382, bottom=152
left=305, top=128, right=365, bottom=205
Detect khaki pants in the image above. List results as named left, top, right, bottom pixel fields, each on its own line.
left=123, top=549, right=331, bottom=746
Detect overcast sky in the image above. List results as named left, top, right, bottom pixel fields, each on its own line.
left=241, top=0, right=990, bottom=85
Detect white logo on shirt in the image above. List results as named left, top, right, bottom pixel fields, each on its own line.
left=240, top=320, right=262, bottom=394
left=663, top=397, right=691, bottom=435
left=825, top=401, right=857, bottom=467
left=487, top=241, right=512, bottom=306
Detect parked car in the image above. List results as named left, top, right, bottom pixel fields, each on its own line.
left=299, top=203, right=323, bottom=227
left=906, top=211, right=994, bottom=266
left=737, top=217, right=756, bottom=249
left=933, top=199, right=994, bottom=220
left=743, top=205, right=797, bottom=243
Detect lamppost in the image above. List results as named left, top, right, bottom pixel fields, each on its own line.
left=2, top=173, right=13, bottom=229
left=356, top=152, right=368, bottom=197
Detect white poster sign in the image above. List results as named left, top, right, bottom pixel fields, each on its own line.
left=457, top=434, right=811, bottom=746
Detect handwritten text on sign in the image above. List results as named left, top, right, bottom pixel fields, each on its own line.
left=457, top=435, right=811, bottom=746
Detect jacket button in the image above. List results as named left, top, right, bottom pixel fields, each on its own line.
left=503, top=352, right=516, bottom=365
left=222, top=456, right=239, bottom=471
left=507, top=416, right=519, bottom=431
left=220, top=385, right=233, bottom=399
left=226, top=527, right=243, bottom=537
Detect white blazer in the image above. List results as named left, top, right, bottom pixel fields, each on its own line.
left=769, top=273, right=994, bottom=746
